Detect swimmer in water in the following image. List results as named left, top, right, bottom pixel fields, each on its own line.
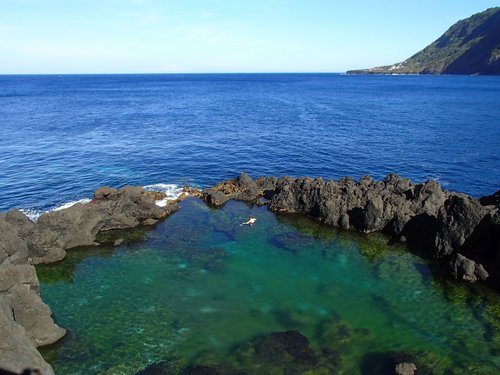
left=240, top=217, right=257, bottom=226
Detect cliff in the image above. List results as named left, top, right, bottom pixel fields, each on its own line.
left=347, top=7, right=500, bottom=75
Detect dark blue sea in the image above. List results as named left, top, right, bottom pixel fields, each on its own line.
left=1, top=74, right=499, bottom=215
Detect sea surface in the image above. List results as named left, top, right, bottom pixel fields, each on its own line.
left=1, top=74, right=499, bottom=214
left=1, top=74, right=500, bottom=374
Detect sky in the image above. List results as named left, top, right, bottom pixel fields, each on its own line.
left=0, top=0, right=499, bottom=74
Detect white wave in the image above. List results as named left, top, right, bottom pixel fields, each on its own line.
left=20, top=198, right=91, bottom=222
left=53, top=198, right=91, bottom=212
left=20, top=183, right=184, bottom=222
left=142, top=183, right=185, bottom=207
left=20, top=208, right=44, bottom=222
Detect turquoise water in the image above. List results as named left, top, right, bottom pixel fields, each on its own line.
left=38, top=199, right=500, bottom=374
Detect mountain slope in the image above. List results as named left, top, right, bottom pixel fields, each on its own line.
left=347, top=7, right=500, bottom=75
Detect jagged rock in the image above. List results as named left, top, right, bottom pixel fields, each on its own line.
left=202, top=173, right=262, bottom=206
left=433, top=194, right=489, bottom=256
left=203, top=189, right=231, bottom=207
left=450, top=253, right=489, bottom=282
left=8, top=186, right=179, bottom=265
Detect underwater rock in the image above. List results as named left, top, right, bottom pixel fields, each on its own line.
left=269, top=232, right=317, bottom=254
left=189, top=330, right=341, bottom=374
left=394, top=362, right=417, bottom=375
left=135, top=357, right=184, bottom=375
left=255, top=330, right=317, bottom=366
left=361, top=351, right=433, bottom=375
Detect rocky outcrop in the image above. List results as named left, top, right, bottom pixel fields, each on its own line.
left=0, top=215, right=62, bottom=374
left=0, top=186, right=179, bottom=374
left=203, top=173, right=261, bottom=207
left=204, top=173, right=499, bottom=290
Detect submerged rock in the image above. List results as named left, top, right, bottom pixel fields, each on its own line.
left=395, top=362, right=417, bottom=375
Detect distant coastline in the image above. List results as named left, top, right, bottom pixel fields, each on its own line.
left=348, top=7, right=500, bottom=76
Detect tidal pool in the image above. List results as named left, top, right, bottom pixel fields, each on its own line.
left=37, top=198, right=500, bottom=374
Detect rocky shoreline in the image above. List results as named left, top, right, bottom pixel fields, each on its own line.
left=204, top=173, right=499, bottom=289
left=1, top=174, right=498, bottom=374
left=0, top=186, right=180, bottom=375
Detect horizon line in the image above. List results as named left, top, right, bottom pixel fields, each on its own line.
left=0, top=71, right=347, bottom=76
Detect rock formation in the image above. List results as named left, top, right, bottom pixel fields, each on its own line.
left=0, top=186, right=179, bottom=374
left=203, top=173, right=499, bottom=290
left=1, top=175, right=498, bottom=373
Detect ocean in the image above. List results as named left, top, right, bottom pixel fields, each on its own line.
left=2, top=73, right=499, bottom=374
left=1, top=74, right=499, bottom=215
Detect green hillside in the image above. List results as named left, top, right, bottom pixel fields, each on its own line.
left=348, top=7, right=500, bottom=75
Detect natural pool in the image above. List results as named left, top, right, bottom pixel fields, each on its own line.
left=37, top=198, right=500, bottom=374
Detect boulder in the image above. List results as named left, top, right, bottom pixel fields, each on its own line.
left=450, top=253, right=489, bottom=282
left=202, top=173, right=262, bottom=206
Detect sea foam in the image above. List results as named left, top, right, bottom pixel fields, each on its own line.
left=21, top=198, right=92, bottom=222
left=143, top=183, right=185, bottom=207
left=20, top=184, right=184, bottom=222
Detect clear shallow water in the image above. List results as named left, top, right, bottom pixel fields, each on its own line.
left=1, top=74, right=499, bottom=213
left=38, top=199, right=500, bottom=375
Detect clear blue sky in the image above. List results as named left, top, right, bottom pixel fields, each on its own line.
left=0, top=0, right=498, bottom=74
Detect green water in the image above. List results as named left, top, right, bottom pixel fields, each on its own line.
left=37, top=199, right=500, bottom=374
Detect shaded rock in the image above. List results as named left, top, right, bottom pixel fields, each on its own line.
left=480, top=189, right=500, bottom=207
left=450, top=253, right=489, bottom=282
left=433, top=194, right=488, bottom=257
left=256, top=176, right=278, bottom=199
